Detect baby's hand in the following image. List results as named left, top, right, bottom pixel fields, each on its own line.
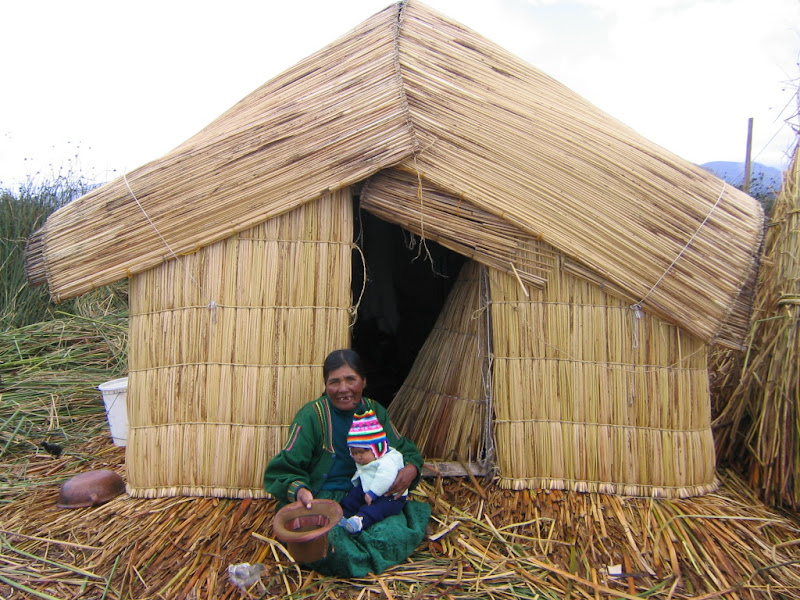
left=364, top=493, right=372, bottom=505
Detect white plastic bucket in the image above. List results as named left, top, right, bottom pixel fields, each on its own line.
left=98, top=377, right=128, bottom=446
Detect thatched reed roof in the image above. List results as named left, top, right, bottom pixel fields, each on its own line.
left=26, top=0, right=763, bottom=346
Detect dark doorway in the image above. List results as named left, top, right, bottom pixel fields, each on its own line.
left=350, top=198, right=467, bottom=406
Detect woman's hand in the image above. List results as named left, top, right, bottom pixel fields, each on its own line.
left=296, top=487, right=314, bottom=509
left=385, top=464, right=418, bottom=499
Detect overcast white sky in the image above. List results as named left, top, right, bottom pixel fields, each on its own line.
left=1, top=0, right=798, bottom=188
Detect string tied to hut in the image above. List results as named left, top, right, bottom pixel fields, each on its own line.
left=629, top=182, right=727, bottom=347
left=122, top=173, right=220, bottom=322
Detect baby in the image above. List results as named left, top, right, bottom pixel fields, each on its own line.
left=339, top=409, right=408, bottom=534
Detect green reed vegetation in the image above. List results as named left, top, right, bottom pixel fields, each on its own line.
left=0, top=171, right=97, bottom=328
left=0, top=173, right=128, bottom=488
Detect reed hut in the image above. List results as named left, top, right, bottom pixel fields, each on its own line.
left=26, top=0, right=763, bottom=500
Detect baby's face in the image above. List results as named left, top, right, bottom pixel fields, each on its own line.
left=350, top=446, right=376, bottom=465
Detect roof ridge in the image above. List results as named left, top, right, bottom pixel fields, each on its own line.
left=392, top=0, right=420, bottom=156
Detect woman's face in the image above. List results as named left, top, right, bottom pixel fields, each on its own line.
left=325, top=365, right=366, bottom=411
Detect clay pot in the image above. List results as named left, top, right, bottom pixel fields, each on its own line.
left=272, top=499, right=343, bottom=563
left=56, top=469, right=125, bottom=508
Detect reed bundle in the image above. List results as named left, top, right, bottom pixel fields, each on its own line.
left=25, top=2, right=411, bottom=302
left=3, top=426, right=800, bottom=600
left=490, top=243, right=717, bottom=497
left=389, top=261, right=490, bottom=462
left=126, top=191, right=352, bottom=498
left=393, top=1, right=762, bottom=347
left=362, top=169, right=557, bottom=289
left=714, top=145, right=800, bottom=509
left=27, top=1, right=760, bottom=355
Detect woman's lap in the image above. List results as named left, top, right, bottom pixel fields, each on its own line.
left=304, top=489, right=430, bottom=577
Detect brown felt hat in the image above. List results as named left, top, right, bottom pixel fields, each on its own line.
left=272, top=498, right=343, bottom=563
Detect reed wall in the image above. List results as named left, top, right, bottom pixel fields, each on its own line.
left=125, top=190, right=352, bottom=498
left=490, top=244, right=718, bottom=497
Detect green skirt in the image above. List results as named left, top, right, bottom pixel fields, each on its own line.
left=303, top=490, right=430, bottom=578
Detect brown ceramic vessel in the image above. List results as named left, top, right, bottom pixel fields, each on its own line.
left=56, top=469, right=125, bottom=508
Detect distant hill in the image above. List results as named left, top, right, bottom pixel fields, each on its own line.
left=701, top=161, right=782, bottom=199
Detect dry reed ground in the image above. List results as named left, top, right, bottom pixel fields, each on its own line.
left=3, top=432, right=800, bottom=600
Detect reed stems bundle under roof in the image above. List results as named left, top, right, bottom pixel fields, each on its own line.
left=26, top=0, right=761, bottom=350
left=362, top=168, right=557, bottom=289
left=126, top=191, right=352, bottom=498
left=714, top=143, right=800, bottom=509
left=389, top=261, right=491, bottom=464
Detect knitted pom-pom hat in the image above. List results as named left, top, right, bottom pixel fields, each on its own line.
left=347, top=409, right=388, bottom=458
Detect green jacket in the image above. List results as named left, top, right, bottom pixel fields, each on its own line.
left=263, top=396, right=423, bottom=505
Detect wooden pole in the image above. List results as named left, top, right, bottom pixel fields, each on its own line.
left=743, top=117, right=754, bottom=195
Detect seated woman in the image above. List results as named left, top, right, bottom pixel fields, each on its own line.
left=264, top=349, right=430, bottom=577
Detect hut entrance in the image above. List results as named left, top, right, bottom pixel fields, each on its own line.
left=350, top=201, right=467, bottom=407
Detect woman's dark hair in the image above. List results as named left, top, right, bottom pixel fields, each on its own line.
left=323, top=349, right=366, bottom=381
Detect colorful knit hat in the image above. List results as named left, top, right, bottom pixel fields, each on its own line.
left=347, top=409, right=388, bottom=458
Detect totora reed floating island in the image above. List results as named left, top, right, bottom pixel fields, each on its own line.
left=5, top=0, right=799, bottom=598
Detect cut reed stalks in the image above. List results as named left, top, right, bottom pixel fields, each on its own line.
left=4, top=427, right=800, bottom=600
left=713, top=143, right=800, bottom=509
left=0, top=304, right=127, bottom=503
